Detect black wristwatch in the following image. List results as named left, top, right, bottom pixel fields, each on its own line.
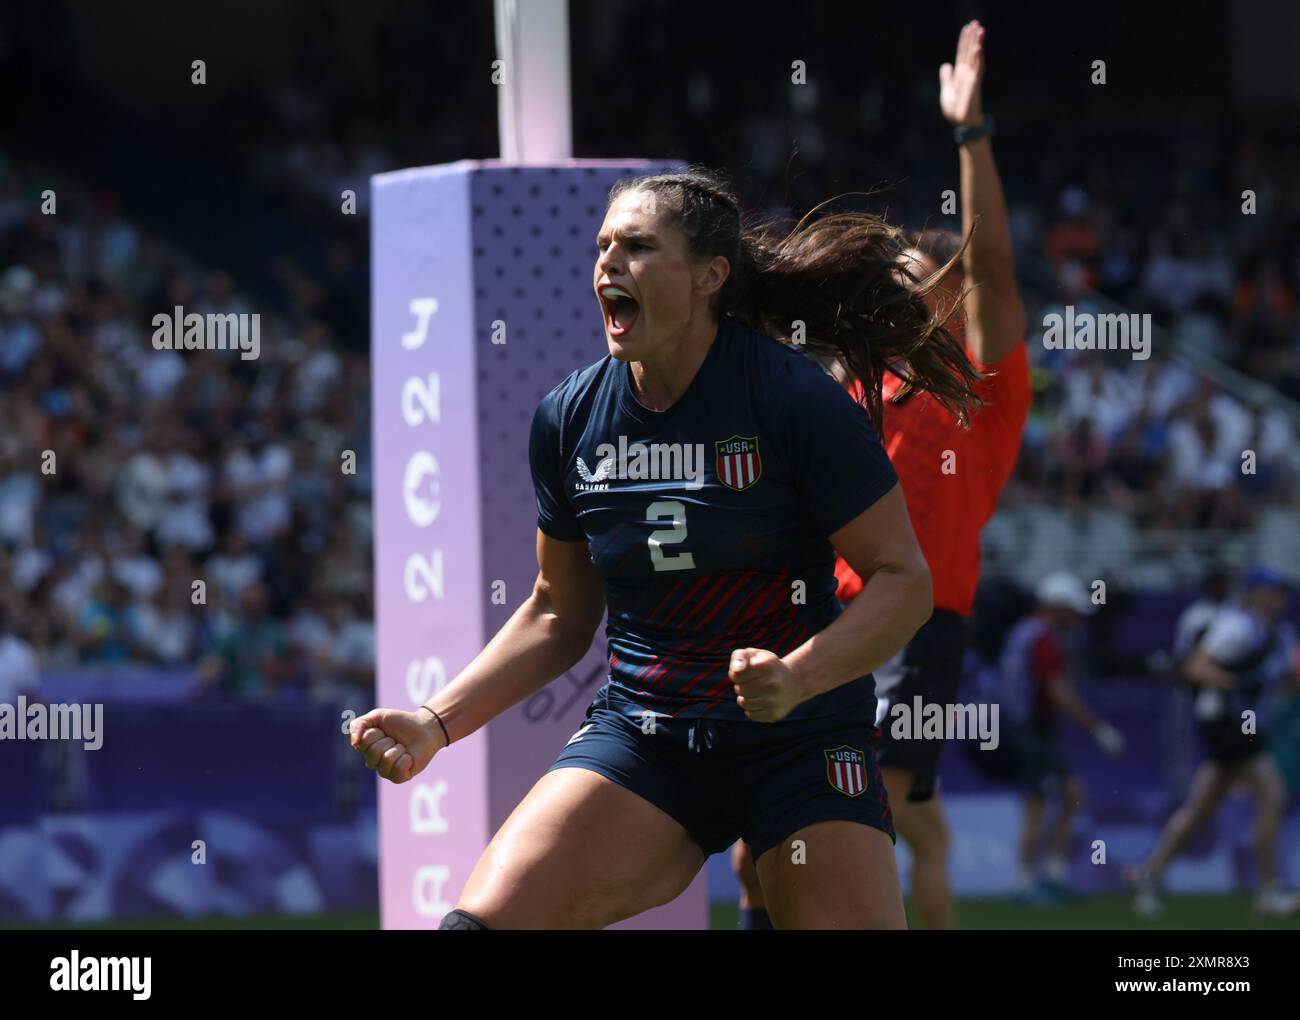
left=954, top=114, right=994, bottom=146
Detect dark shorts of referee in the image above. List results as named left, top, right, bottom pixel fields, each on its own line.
left=872, top=608, right=965, bottom=802
left=547, top=684, right=895, bottom=861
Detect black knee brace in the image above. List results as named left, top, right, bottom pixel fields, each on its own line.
left=439, top=908, right=491, bottom=930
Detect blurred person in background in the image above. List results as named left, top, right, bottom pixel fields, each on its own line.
left=1171, top=568, right=1235, bottom=670
left=329, top=592, right=375, bottom=696
left=1131, top=567, right=1300, bottom=917
left=205, top=529, right=263, bottom=611
left=1166, top=402, right=1248, bottom=530
left=288, top=592, right=375, bottom=701
left=1231, top=257, right=1294, bottom=380
left=223, top=437, right=295, bottom=546
left=131, top=576, right=202, bottom=667
left=155, top=422, right=216, bottom=553
left=109, top=526, right=163, bottom=600
left=198, top=581, right=297, bottom=698
left=73, top=577, right=140, bottom=666
left=998, top=572, right=1126, bottom=905
left=0, top=435, right=39, bottom=549
left=287, top=593, right=336, bottom=692
left=115, top=421, right=172, bottom=537
left=1053, top=417, right=1109, bottom=511
left=0, top=601, right=40, bottom=707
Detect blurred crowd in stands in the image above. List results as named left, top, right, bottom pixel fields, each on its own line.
left=0, top=158, right=374, bottom=696
left=2, top=3, right=1299, bottom=686
left=1017, top=155, right=1300, bottom=532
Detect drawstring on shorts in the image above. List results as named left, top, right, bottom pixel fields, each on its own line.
left=688, top=718, right=717, bottom=753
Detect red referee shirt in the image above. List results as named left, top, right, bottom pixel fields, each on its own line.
left=834, top=341, right=1031, bottom=616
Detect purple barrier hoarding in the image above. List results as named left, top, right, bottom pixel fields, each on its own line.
left=370, top=159, right=708, bottom=929
left=38, top=668, right=204, bottom=703
left=0, top=810, right=377, bottom=922
left=0, top=697, right=377, bottom=921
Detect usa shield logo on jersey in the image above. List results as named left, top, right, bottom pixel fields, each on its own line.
left=715, top=435, right=762, bottom=491
left=825, top=745, right=868, bottom=797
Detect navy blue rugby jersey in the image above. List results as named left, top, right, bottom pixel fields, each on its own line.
left=528, top=316, right=899, bottom=721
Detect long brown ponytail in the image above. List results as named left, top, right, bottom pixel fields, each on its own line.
left=608, top=167, right=982, bottom=432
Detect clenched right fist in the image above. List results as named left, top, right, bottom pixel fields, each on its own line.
left=350, top=707, right=444, bottom=783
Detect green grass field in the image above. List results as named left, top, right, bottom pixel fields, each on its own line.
left=6, top=894, right=1297, bottom=930
left=720, top=894, right=1300, bottom=930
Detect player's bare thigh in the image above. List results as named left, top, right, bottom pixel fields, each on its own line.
left=755, top=819, right=907, bottom=930
left=455, top=767, right=705, bottom=928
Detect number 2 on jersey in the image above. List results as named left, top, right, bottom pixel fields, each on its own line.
left=646, top=500, right=695, bottom=572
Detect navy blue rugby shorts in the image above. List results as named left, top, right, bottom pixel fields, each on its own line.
left=547, top=685, right=895, bottom=860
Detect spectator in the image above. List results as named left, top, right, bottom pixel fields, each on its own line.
left=73, top=577, right=139, bottom=666
left=0, top=602, right=40, bottom=705
left=198, top=582, right=297, bottom=698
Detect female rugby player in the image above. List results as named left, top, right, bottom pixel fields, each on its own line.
left=352, top=167, right=982, bottom=929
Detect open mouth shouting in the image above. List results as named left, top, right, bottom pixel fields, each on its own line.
left=598, top=283, right=641, bottom=337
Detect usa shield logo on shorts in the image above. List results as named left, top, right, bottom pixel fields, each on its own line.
left=825, top=745, right=868, bottom=797
left=715, top=435, right=762, bottom=491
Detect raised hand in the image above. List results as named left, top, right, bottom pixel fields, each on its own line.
left=939, top=20, right=985, bottom=127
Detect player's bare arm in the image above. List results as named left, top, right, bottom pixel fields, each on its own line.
left=1049, top=672, right=1126, bottom=756
left=942, top=20, right=1027, bottom=366
left=351, top=529, right=605, bottom=782
left=732, top=484, right=931, bottom=723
